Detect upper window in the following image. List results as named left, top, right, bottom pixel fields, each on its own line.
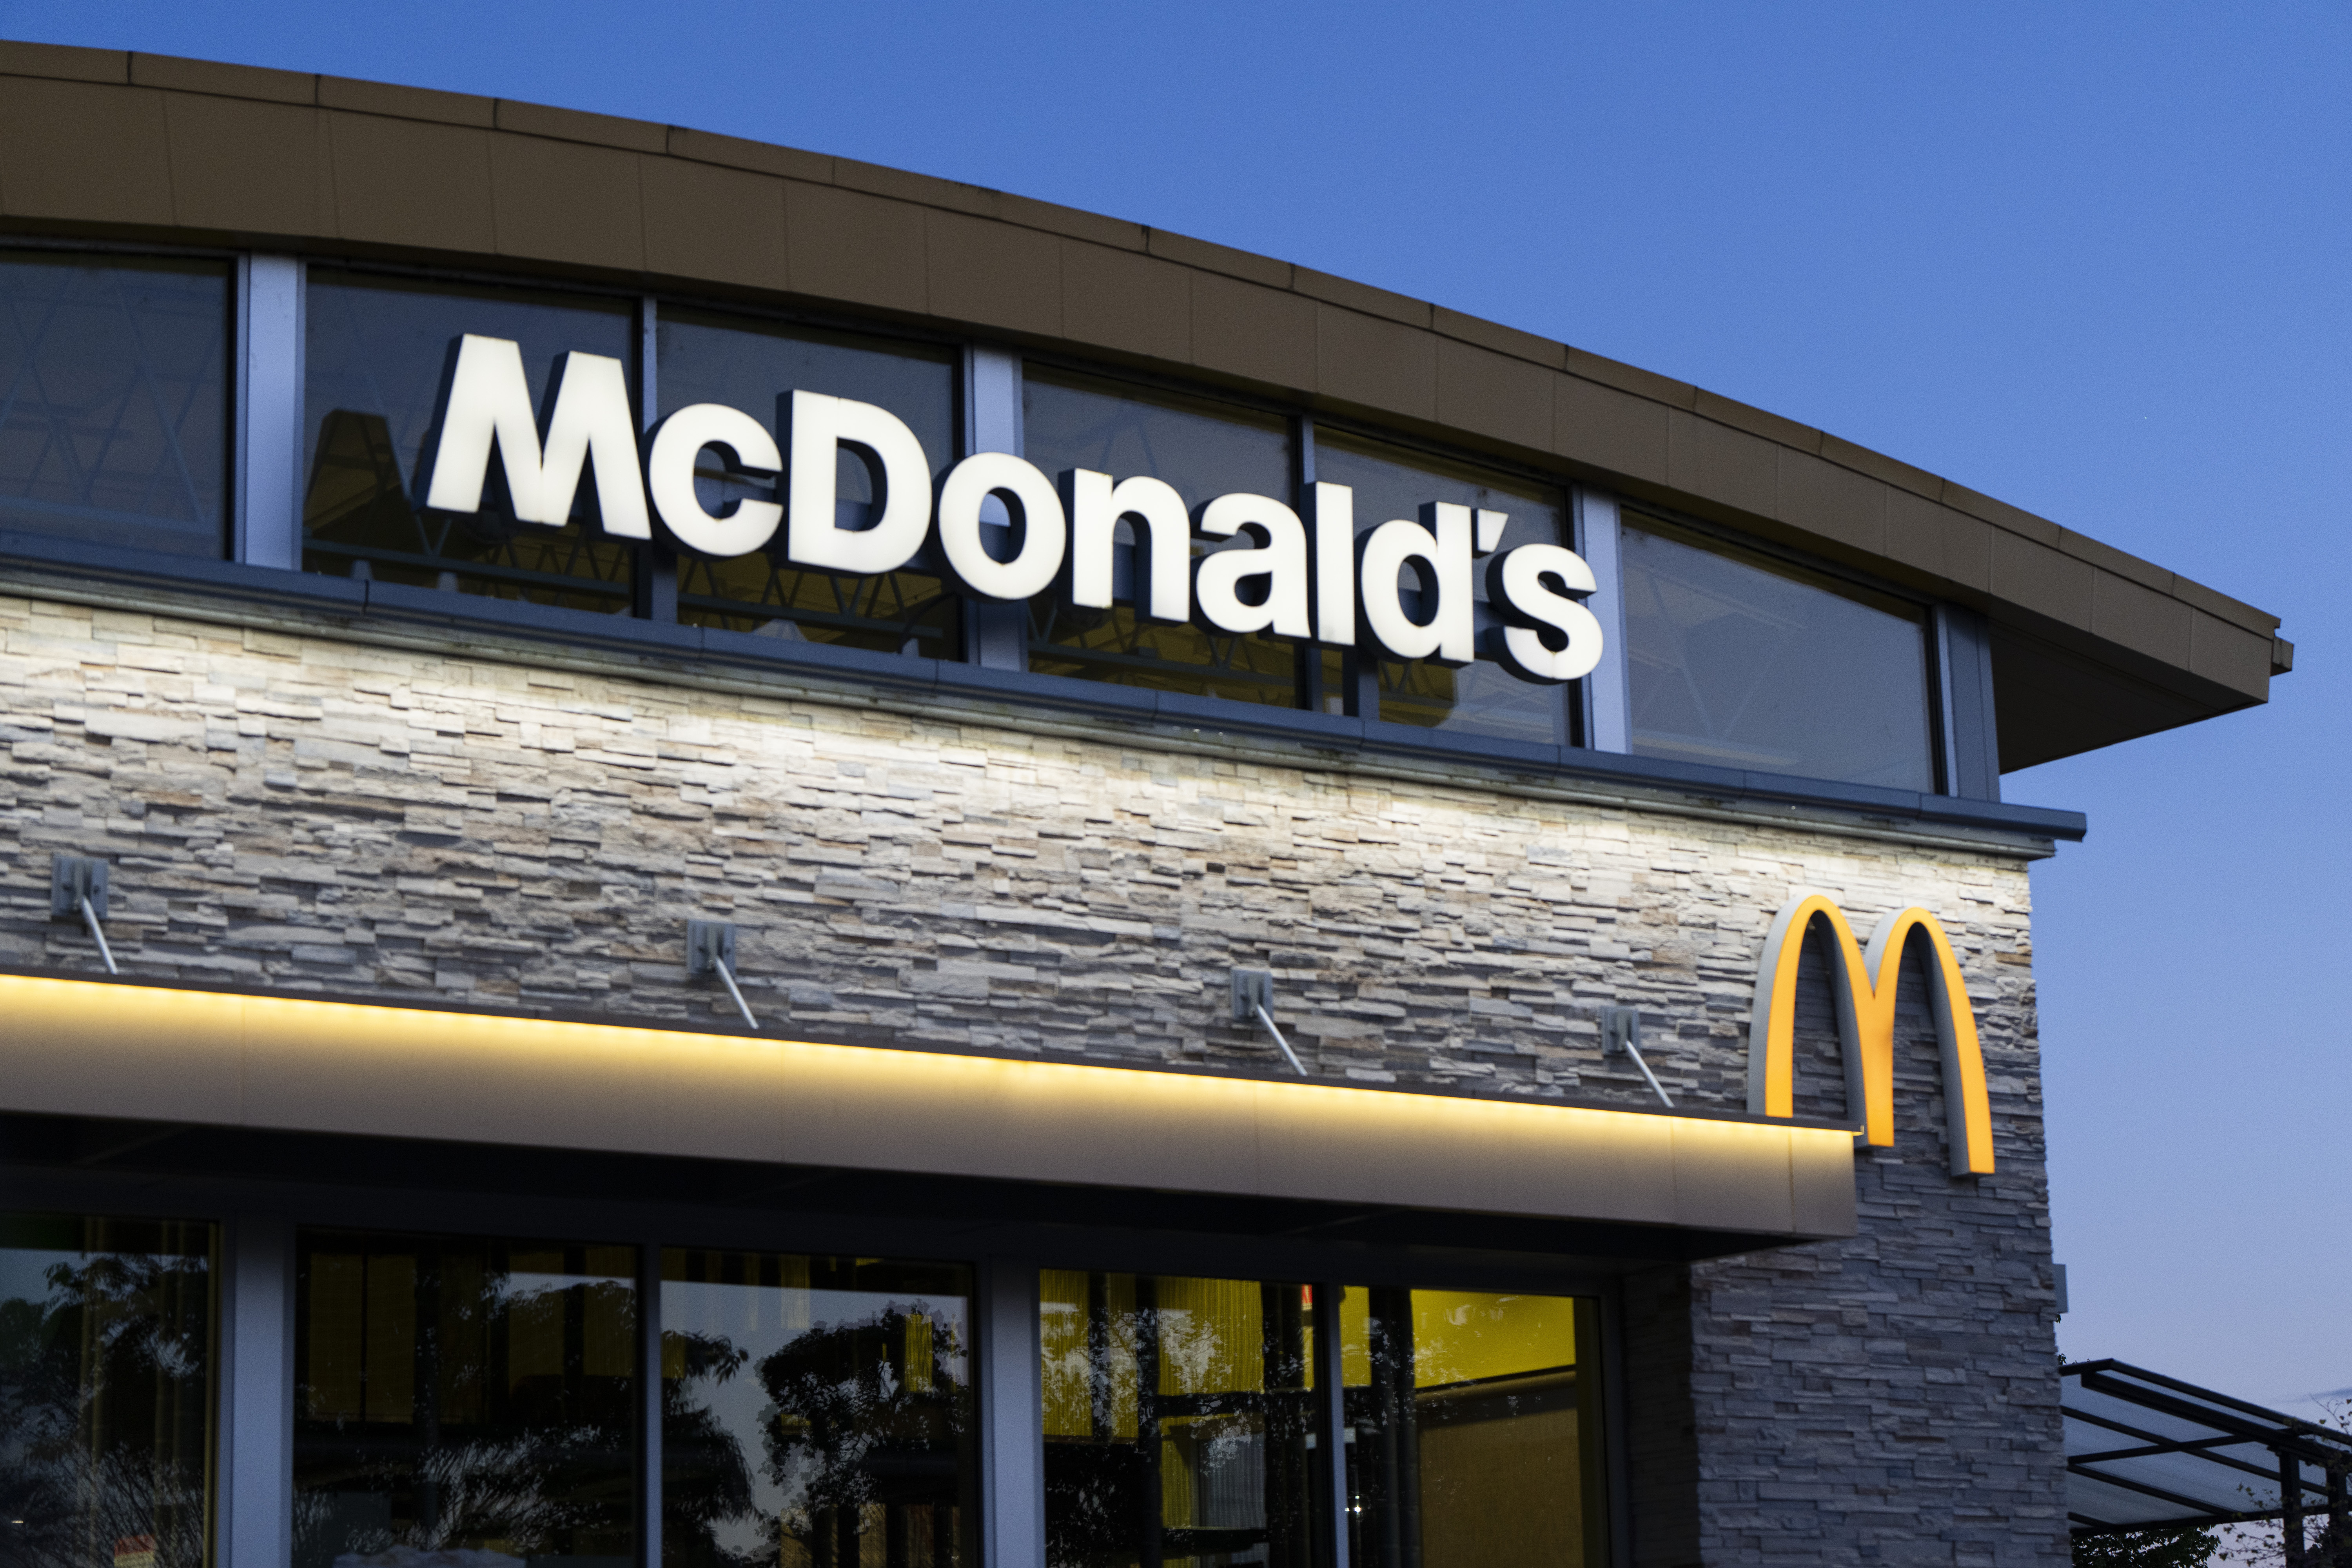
left=302, top=271, right=641, bottom=612
left=1022, top=369, right=1298, bottom=707
left=1313, top=433, right=1572, bottom=746
left=0, top=253, right=231, bottom=559
left=657, top=309, right=960, bottom=659
left=1620, top=513, right=1935, bottom=789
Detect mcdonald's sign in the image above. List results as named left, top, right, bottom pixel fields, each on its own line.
left=1746, top=894, right=1996, bottom=1178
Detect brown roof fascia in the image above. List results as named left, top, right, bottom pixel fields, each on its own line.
left=131, top=51, right=314, bottom=105
left=319, top=74, right=495, bottom=129
left=0, top=39, right=127, bottom=83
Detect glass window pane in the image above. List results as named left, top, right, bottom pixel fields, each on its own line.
left=1022, top=371, right=1300, bottom=708
left=301, top=271, right=641, bottom=612
left=662, top=1250, right=976, bottom=1568
left=1041, top=1270, right=1323, bottom=1568
left=657, top=309, right=959, bottom=659
left=0, top=1214, right=218, bottom=1568
left=1310, top=434, right=1570, bottom=745
left=1620, top=515, right=1935, bottom=788
left=1339, top=1288, right=1602, bottom=1568
left=292, top=1229, right=638, bottom=1568
left=0, top=254, right=230, bottom=558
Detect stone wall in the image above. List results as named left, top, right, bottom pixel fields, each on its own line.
left=0, top=591, right=2065, bottom=1562
left=1690, top=1087, right=2064, bottom=1564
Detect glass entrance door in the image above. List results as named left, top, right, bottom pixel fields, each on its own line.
left=1040, top=1272, right=1325, bottom=1568
left=1336, top=1289, right=1603, bottom=1568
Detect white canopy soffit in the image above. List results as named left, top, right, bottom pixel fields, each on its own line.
left=0, top=971, right=1856, bottom=1241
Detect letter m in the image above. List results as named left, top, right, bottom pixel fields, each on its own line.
left=1745, top=893, right=1996, bottom=1177
left=420, top=334, right=648, bottom=537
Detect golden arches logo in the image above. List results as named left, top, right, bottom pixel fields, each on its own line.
left=1746, top=894, right=1996, bottom=1178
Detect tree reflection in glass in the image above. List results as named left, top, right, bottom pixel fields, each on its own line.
left=291, top=1231, right=637, bottom=1568
left=1040, top=1272, right=1322, bottom=1568
left=661, top=1252, right=976, bottom=1568
left=0, top=1215, right=216, bottom=1568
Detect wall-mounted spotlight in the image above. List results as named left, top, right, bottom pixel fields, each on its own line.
left=1601, top=1006, right=1673, bottom=1107
left=686, top=919, right=759, bottom=1031
left=50, top=855, right=118, bottom=976
left=1230, top=968, right=1307, bottom=1075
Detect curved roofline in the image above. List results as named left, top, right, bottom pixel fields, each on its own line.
left=0, top=37, right=2290, bottom=767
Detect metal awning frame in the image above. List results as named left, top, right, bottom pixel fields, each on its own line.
left=2066, top=1359, right=2352, bottom=1547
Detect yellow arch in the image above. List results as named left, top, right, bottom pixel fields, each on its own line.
left=1744, top=894, right=1996, bottom=1178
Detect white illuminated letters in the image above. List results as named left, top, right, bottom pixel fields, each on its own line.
left=936, top=452, right=1067, bottom=601
left=1065, top=470, right=1191, bottom=624
left=1195, top=494, right=1311, bottom=639
left=645, top=403, right=783, bottom=557
left=417, top=335, right=1609, bottom=687
left=784, top=389, right=933, bottom=575
left=1489, top=542, right=1605, bottom=682
left=1357, top=503, right=1477, bottom=665
left=423, top=335, right=649, bottom=538
left=1307, top=482, right=1356, bottom=646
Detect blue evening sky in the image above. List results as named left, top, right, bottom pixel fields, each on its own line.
left=9, top=1, right=2344, bottom=1409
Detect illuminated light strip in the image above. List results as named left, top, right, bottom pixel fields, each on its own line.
left=1745, top=894, right=1997, bottom=1178
left=0, top=972, right=1857, bottom=1239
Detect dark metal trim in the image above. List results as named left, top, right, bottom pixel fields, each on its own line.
left=1935, top=603, right=2002, bottom=801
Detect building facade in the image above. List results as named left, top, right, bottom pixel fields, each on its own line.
left=0, top=40, right=2292, bottom=1568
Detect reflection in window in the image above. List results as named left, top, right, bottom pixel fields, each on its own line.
left=1023, top=373, right=1300, bottom=708
left=1310, top=435, right=1570, bottom=745
left=1620, top=516, right=1934, bottom=788
left=0, top=1215, right=216, bottom=1568
left=302, top=272, right=641, bottom=612
left=1338, top=1289, right=1601, bottom=1568
left=0, top=254, right=230, bottom=558
left=657, top=311, right=960, bottom=659
left=292, top=1230, right=637, bottom=1568
left=1040, top=1271, right=1323, bottom=1568
left=662, top=1252, right=976, bottom=1568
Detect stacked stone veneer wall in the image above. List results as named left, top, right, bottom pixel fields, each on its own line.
left=0, top=593, right=2066, bottom=1563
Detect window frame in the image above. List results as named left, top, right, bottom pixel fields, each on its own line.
left=651, top=296, right=967, bottom=656
left=1614, top=497, right=1953, bottom=796
left=295, top=263, right=650, bottom=610
left=1015, top=356, right=1598, bottom=744
left=1305, top=417, right=1583, bottom=747
left=0, top=239, right=242, bottom=565
left=1018, top=358, right=1307, bottom=711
